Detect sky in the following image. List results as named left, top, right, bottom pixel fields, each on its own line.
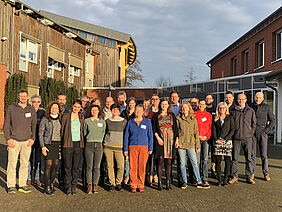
left=23, top=0, right=281, bottom=87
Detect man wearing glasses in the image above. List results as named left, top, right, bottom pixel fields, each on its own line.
left=27, top=95, right=45, bottom=187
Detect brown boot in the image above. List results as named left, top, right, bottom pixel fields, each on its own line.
left=87, top=183, right=92, bottom=194
left=34, top=179, right=41, bottom=187
left=93, top=183, right=98, bottom=194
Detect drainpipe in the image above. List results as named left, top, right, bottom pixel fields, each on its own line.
left=264, top=77, right=278, bottom=145
left=11, top=6, right=15, bottom=75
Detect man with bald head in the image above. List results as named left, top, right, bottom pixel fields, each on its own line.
left=250, top=92, right=275, bottom=181
left=229, top=93, right=256, bottom=185
left=103, top=96, right=114, bottom=120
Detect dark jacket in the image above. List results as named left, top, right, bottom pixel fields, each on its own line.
left=4, top=103, right=37, bottom=142
left=61, top=112, right=84, bottom=148
left=250, top=102, right=275, bottom=136
left=39, top=116, right=60, bottom=147
left=212, top=115, right=235, bottom=143
left=151, top=112, right=179, bottom=159
left=120, top=109, right=135, bottom=121
left=34, top=108, right=45, bottom=148
left=231, top=104, right=256, bottom=140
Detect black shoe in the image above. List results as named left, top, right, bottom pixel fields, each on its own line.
left=158, top=181, right=163, bottom=191
left=222, top=180, right=228, bottom=186
left=166, top=180, right=171, bottom=190
left=71, top=187, right=77, bottom=195
left=197, top=183, right=210, bottom=189
left=109, top=185, right=115, bottom=192
left=7, top=187, right=16, bottom=194
left=59, top=182, right=65, bottom=189
left=217, top=181, right=222, bottom=187
left=116, top=184, right=122, bottom=191
left=50, top=183, right=56, bottom=193
left=66, top=187, right=71, bottom=195
left=44, top=186, right=53, bottom=195
left=181, top=182, right=187, bottom=189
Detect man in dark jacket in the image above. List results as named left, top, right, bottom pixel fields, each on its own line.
left=229, top=93, right=256, bottom=184
left=225, top=91, right=236, bottom=112
left=250, top=92, right=275, bottom=181
left=4, top=89, right=37, bottom=193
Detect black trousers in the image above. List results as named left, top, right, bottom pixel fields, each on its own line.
left=215, top=155, right=231, bottom=182
left=63, top=142, right=83, bottom=189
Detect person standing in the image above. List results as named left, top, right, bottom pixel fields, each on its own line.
left=229, top=93, right=256, bottom=184
left=190, top=98, right=199, bottom=112
left=176, top=102, right=209, bottom=189
left=194, top=99, right=212, bottom=187
left=146, top=94, right=160, bottom=185
left=103, top=96, right=114, bottom=120
left=61, top=100, right=84, bottom=195
left=170, top=91, right=180, bottom=116
left=151, top=98, right=178, bottom=190
left=212, top=102, right=235, bottom=186
left=143, top=98, right=151, bottom=118
left=4, top=89, right=37, bottom=193
left=57, top=93, right=68, bottom=188
left=250, top=92, right=275, bottom=181
left=27, top=94, right=45, bottom=187
left=104, top=104, right=127, bottom=191
left=84, top=105, right=106, bottom=194
left=117, top=91, right=127, bottom=114
left=39, top=101, right=62, bottom=194
left=225, top=91, right=236, bottom=112
left=124, top=105, right=153, bottom=192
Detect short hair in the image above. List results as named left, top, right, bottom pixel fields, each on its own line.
left=170, top=91, right=180, bottom=97
left=190, top=97, right=199, bottom=103
left=226, top=91, right=233, bottom=96
left=135, top=104, right=144, bottom=110
left=238, top=93, right=247, bottom=99
left=143, top=98, right=150, bottom=102
left=45, top=101, right=62, bottom=121
left=151, top=93, right=159, bottom=98
left=57, top=93, right=67, bottom=99
left=110, top=103, right=120, bottom=111
left=199, top=99, right=206, bottom=104
left=81, top=95, right=90, bottom=100
left=18, top=89, right=28, bottom=95
left=205, top=93, right=213, bottom=99
left=117, top=91, right=127, bottom=99
left=31, top=94, right=41, bottom=101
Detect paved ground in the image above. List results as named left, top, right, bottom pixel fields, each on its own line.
left=0, top=133, right=281, bottom=212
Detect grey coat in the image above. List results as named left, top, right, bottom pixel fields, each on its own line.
left=39, top=116, right=59, bottom=147
left=231, top=104, right=256, bottom=141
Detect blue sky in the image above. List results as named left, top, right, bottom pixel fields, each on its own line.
left=24, top=0, right=281, bottom=87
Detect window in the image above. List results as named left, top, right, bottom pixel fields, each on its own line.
left=232, top=56, right=237, bottom=75
left=68, top=66, right=74, bottom=84
left=96, top=36, right=106, bottom=44
left=79, top=31, right=87, bottom=39
left=106, top=38, right=116, bottom=47
left=47, top=58, right=64, bottom=78
left=19, top=37, right=38, bottom=71
left=243, top=50, right=249, bottom=73
left=276, top=29, right=282, bottom=60
left=85, top=61, right=89, bottom=73
left=257, top=40, right=264, bottom=68
left=87, top=34, right=96, bottom=41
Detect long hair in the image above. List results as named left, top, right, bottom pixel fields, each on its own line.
left=158, top=98, right=174, bottom=115
left=45, top=101, right=62, bottom=121
left=179, top=102, right=194, bottom=117
left=72, top=99, right=83, bottom=119
left=126, top=97, right=136, bottom=114
left=214, top=102, right=229, bottom=122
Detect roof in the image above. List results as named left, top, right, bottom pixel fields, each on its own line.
left=206, top=6, right=282, bottom=65
left=264, top=70, right=282, bottom=80
left=8, top=0, right=91, bottom=45
left=39, top=10, right=132, bottom=43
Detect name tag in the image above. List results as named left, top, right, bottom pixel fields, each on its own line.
left=97, top=123, right=103, bottom=127
left=25, top=113, right=31, bottom=118
left=141, top=125, right=146, bottom=129
left=202, top=117, right=207, bottom=122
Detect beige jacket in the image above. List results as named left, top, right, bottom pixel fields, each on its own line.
left=176, top=114, right=200, bottom=150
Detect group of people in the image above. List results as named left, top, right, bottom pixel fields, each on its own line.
left=3, top=88, right=275, bottom=195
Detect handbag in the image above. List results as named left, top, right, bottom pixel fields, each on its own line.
left=214, top=139, right=232, bottom=156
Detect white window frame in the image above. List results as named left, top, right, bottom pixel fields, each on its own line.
left=85, top=61, right=89, bottom=73
left=19, top=36, right=38, bottom=72
left=71, top=65, right=80, bottom=77
left=276, top=28, right=282, bottom=60
left=257, top=40, right=264, bottom=68
left=47, top=66, right=54, bottom=78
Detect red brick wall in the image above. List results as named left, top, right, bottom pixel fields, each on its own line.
left=211, top=16, right=282, bottom=79
left=0, top=64, right=8, bottom=131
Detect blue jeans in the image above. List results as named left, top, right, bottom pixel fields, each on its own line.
left=196, top=141, right=209, bottom=181
left=28, top=146, right=41, bottom=180
left=178, top=148, right=202, bottom=184
left=124, top=156, right=130, bottom=178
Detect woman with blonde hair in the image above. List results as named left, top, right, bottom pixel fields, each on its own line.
left=212, top=102, right=235, bottom=186
left=176, top=102, right=208, bottom=189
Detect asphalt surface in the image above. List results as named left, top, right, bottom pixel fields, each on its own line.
left=0, top=134, right=281, bottom=212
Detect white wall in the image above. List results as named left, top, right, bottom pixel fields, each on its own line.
left=277, top=78, right=282, bottom=143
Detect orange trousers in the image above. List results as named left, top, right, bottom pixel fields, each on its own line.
left=129, top=145, right=149, bottom=189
